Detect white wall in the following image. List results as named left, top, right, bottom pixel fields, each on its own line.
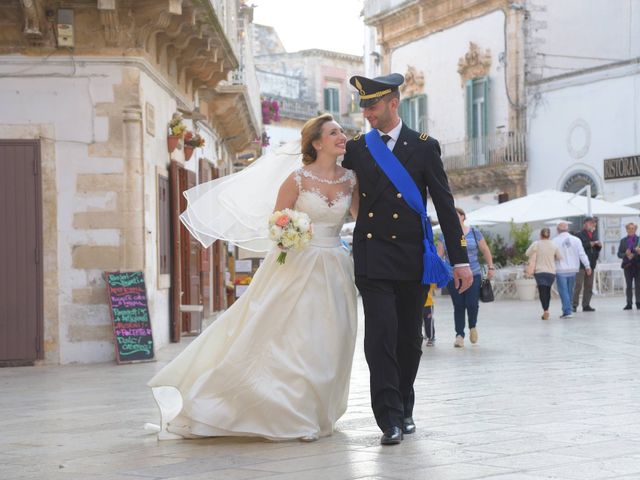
left=526, top=0, right=640, bottom=81
left=390, top=10, right=509, bottom=144
left=528, top=70, right=640, bottom=201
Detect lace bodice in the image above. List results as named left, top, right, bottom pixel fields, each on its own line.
left=293, top=167, right=355, bottom=239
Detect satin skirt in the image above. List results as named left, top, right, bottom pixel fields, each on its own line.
left=148, top=238, right=357, bottom=440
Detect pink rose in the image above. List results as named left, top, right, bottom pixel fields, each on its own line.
left=275, top=215, right=289, bottom=227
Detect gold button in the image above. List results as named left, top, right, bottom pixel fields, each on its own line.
left=368, top=212, right=374, bottom=218
left=391, top=235, right=397, bottom=240
left=362, top=192, right=367, bottom=197
left=396, top=193, right=402, bottom=198
left=392, top=213, right=399, bottom=219
left=366, top=233, right=372, bottom=239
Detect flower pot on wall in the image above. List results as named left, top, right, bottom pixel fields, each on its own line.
left=183, top=145, right=194, bottom=161
left=167, top=135, right=181, bottom=153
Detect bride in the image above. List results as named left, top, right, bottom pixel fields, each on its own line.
left=148, top=114, right=359, bottom=441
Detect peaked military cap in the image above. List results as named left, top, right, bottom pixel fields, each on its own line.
left=349, top=73, right=404, bottom=108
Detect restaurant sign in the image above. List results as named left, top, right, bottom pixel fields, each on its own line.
left=604, top=155, right=640, bottom=180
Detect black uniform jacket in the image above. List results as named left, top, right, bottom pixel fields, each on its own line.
left=574, top=230, right=601, bottom=270
left=342, top=124, right=468, bottom=281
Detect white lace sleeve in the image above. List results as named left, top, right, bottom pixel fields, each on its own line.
left=347, top=170, right=357, bottom=191
left=293, top=168, right=302, bottom=191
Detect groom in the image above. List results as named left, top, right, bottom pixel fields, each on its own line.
left=342, top=73, right=472, bottom=445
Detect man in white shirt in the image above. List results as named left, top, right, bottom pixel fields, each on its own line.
left=552, top=222, right=592, bottom=318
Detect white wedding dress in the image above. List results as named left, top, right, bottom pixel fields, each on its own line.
left=148, top=168, right=358, bottom=440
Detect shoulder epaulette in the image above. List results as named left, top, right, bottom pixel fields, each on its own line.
left=353, top=133, right=362, bottom=141
left=419, top=132, right=429, bottom=141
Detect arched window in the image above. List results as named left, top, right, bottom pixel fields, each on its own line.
left=562, top=172, right=599, bottom=197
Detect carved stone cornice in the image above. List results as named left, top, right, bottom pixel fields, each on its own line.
left=400, top=65, right=425, bottom=97
left=457, top=42, right=492, bottom=84
left=17, top=1, right=237, bottom=101
left=366, top=0, right=509, bottom=53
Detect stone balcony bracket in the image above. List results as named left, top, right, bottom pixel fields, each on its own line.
left=3, top=0, right=239, bottom=100
left=200, top=86, right=261, bottom=154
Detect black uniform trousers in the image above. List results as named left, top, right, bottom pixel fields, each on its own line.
left=355, top=275, right=427, bottom=431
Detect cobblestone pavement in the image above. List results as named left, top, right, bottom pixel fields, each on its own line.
left=2, top=295, right=640, bottom=480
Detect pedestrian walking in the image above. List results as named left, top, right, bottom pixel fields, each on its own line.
left=552, top=222, right=591, bottom=318
left=618, top=222, right=640, bottom=310
left=423, top=283, right=436, bottom=346
left=526, top=227, right=561, bottom=320
left=438, top=207, right=494, bottom=348
left=572, top=217, right=601, bottom=312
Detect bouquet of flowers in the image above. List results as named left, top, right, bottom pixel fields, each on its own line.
left=268, top=209, right=312, bottom=264
left=184, top=131, right=206, bottom=148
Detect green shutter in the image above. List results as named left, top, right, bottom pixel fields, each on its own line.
left=418, top=94, right=427, bottom=132
left=465, top=79, right=473, bottom=138
left=324, top=88, right=330, bottom=112
left=399, top=98, right=409, bottom=125
left=481, top=76, right=489, bottom=141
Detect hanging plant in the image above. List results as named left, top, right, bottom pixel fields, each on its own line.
left=168, top=112, right=187, bottom=137
left=261, top=98, right=280, bottom=124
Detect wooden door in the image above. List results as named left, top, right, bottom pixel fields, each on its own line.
left=198, top=158, right=212, bottom=315
left=169, top=161, right=181, bottom=342
left=178, top=168, right=200, bottom=334
left=0, top=140, right=43, bottom=363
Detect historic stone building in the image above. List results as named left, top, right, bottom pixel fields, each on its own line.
left=363, top=0, right=528, bottom=209
left=0, top=0, right=262, bottom=364
left=364, top=0, right=639, bottom=260
left=364, top=0, right=640, bottom=217
left=253, top=24, right=364, bottom=150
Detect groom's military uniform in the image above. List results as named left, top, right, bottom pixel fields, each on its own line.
left=342, top=74, right=468, bottom=435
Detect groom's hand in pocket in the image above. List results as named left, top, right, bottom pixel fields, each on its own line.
left=453, top=265, right=473, bottom=293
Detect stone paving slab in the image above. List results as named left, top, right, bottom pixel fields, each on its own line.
left=1, top=295, right=640, bottom=479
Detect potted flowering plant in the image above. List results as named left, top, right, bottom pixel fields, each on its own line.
left=183, top=131, right=205, bottom=161
left=167, top=113, right=187, bottom=153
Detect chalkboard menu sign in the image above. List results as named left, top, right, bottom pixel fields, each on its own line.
left=105, top=271, right=155, bottom=364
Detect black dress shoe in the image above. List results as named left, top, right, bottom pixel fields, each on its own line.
left=380, top=426, right=403, bottom=445
left=583, top=306, right=595, bottom=312
left=402, top=417, right=416, bottom=434
left=624, top=304, right=633, bottom=310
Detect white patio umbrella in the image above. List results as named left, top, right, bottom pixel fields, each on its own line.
left=465, top=190, right=640, bottom=224
left=615, top=194, right=640, bottom=206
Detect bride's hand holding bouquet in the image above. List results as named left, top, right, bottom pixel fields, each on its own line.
left=269, top=209, right=313, bottom=264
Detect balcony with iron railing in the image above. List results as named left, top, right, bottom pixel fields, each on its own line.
left=442, top=131, right=528, bottom=198
left=441, top=132, right=527, bottom=171
left=265, top=95, right=318, bottom=121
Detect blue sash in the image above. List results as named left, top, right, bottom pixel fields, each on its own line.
left=364, top=130, right=452, bottom=287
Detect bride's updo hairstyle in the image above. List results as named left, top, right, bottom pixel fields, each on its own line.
left=301, top=113, right=335, bottom=165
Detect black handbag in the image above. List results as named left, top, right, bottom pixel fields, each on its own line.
left=479, top=278, right=494, bottom=303
left=469, top=227, right=495, bottom=303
